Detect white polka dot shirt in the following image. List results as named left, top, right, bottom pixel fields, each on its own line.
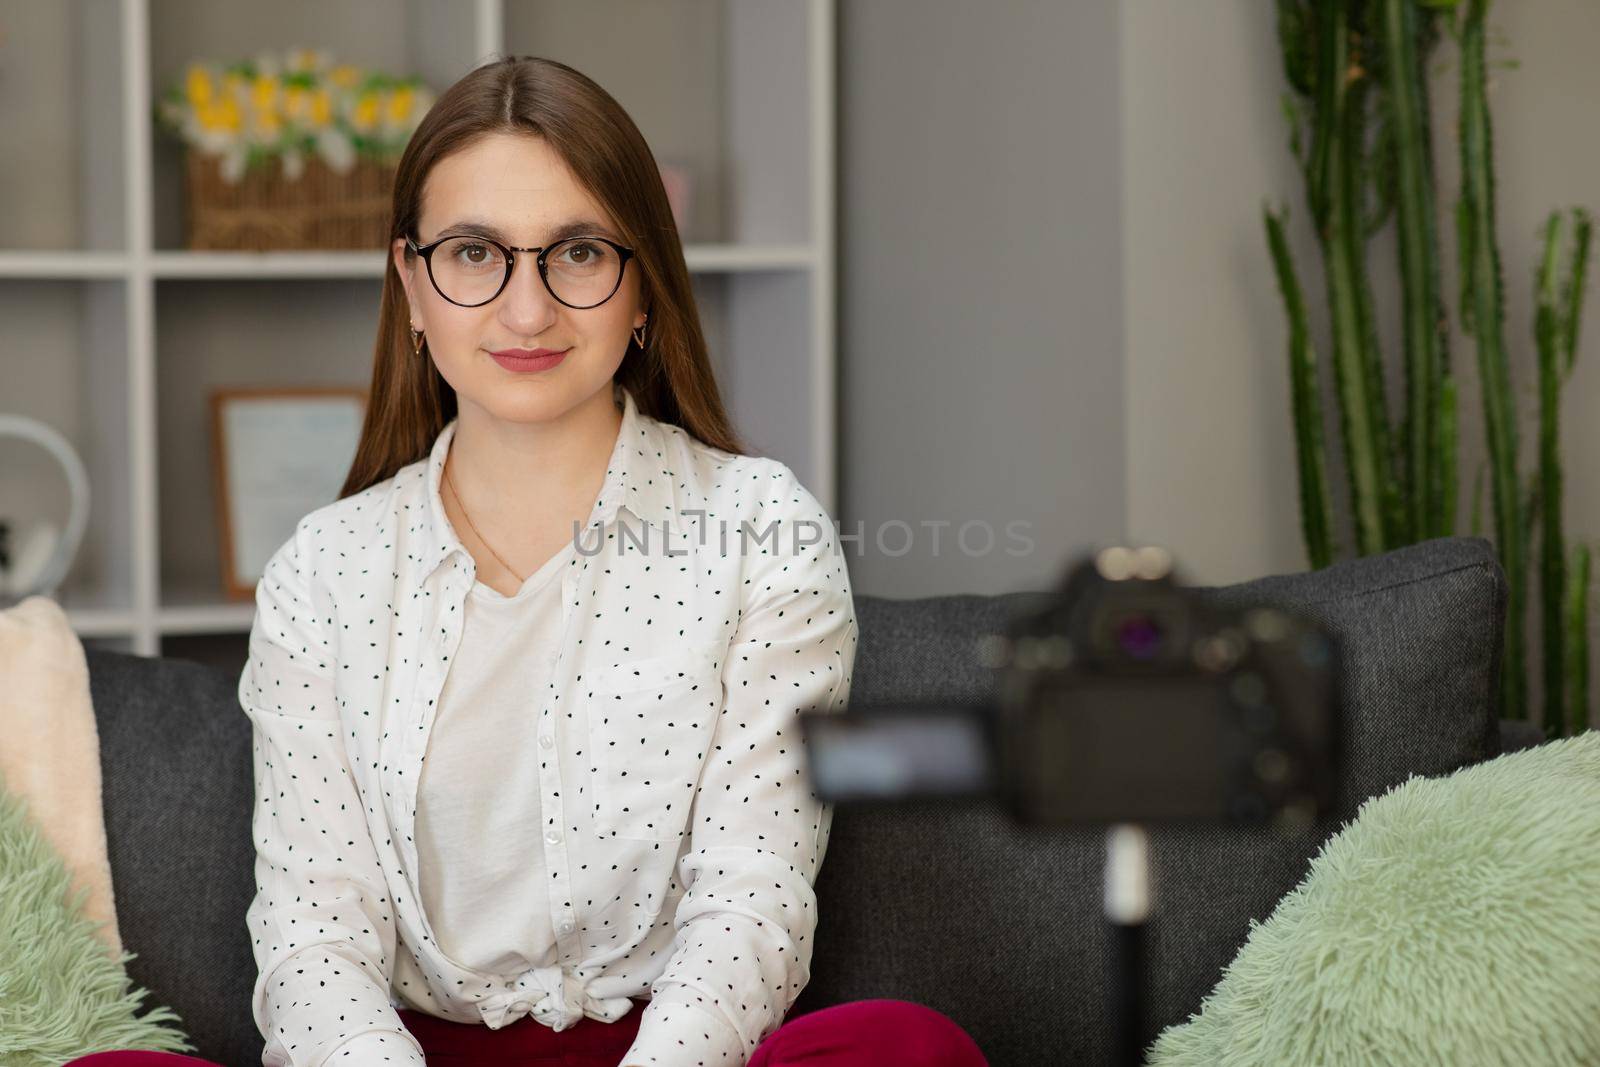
left=240, top=384, right=859, bottom=1067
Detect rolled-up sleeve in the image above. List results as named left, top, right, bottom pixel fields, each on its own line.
left=620, top=467, right=860, bottom=1066
left=241, top=518, right=425, bottom=1067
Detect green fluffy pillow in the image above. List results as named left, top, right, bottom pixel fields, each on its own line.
left=1147, top=730, right=1600, bottom=1067
left=0, top=768, right=194, bottom=1065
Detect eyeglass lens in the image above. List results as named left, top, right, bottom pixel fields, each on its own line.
left=428, top=237, right=623, bottom=308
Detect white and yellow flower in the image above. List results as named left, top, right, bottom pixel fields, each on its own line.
left=157, top=49, right=432, bottom=183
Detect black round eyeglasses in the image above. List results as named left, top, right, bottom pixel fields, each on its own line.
left=405, top=232, right=637, bottom=310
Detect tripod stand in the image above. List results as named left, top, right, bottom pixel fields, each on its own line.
left=1105, top=823, right=1150, bottom=1067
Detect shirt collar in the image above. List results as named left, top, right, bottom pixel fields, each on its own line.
left=410, top=382, right=679, bottom=585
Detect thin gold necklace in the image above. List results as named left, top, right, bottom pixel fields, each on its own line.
left=443, top=458, right=525, bottom=583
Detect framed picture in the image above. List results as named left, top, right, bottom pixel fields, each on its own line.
left=210, top=387, right=367, bottom=601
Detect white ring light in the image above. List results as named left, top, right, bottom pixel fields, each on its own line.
left=0, top=415, right=91, bottom=604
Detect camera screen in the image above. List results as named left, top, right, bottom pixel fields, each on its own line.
left=803, top=708, right=993, bottom=801
left=1031, top=676, right=1250, bottom=822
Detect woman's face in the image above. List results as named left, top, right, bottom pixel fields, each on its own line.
left=391, top=132, right=646, bottom=423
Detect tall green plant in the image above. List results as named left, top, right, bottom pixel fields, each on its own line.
left=1325, top=2, right=1397, bottom=554
left=1266, top=206, right=1336, bottom=569
left=1535, top=208, right=1593, bottom=737
left=1380, top=0, right=1454, bottom=542
left=1267, top=0, right=1595, bottom=731
left=1456, top=0, right=1528, bottom=721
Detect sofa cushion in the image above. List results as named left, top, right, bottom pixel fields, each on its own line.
left=1147, top=730, right=1600, bottom=1066
left=795, top=536, right=1507, bottom=1066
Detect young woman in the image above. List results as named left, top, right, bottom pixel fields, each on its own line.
left=66, top=56, right=987, bottom=1067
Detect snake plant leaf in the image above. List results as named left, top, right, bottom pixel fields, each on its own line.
left=1266, top=202, right=1336, bottom=570
left=1525, top=477, right=1541, bottom=554
left=1537, top=211, right=1566, bottom=740
left=1281, top=93, right=1308, bottom=173
left=1457, top=198, right=1476, bottom=336
left=1277, top=0, right=1317, bottom=99
left=1438, top=372, right=1459, bottom=538
left=1562, top=207, right=1593, bottom=379
left=1364, top=106, right=1399, bottom=239
left=1565, top=543, right=1592, bottom=736
left=1471, top=461, right=1486, bottom=538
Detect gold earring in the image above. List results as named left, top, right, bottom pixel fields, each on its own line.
left=631, top=314, right=648, bottom=350
left=410, top=325, right=425, bottom=355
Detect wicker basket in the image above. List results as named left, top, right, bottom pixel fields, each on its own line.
left=183, top=150, right=396, bottom=251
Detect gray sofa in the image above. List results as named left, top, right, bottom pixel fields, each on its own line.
left=88, top=535, right=1538, bottom=1066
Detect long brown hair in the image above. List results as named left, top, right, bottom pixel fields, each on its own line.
left=338, top=55, right=745, bottom=501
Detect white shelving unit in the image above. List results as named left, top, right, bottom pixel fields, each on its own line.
left=1, top=0, right=836, bottom=660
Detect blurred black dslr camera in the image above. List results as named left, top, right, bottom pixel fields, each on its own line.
left=799, top=544, right=1340, bottom=829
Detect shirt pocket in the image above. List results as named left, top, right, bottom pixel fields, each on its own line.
left=586, top=641, right=724, bottom=843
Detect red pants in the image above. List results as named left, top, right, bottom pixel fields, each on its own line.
left=62, top=997, right=988, bottom=1066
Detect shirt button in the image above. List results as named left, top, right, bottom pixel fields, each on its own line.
left=559, top=919, right=575, bottom=934
left=539, top=734, right=554, bottom=749
left=545, top=829, right=562, bottom=845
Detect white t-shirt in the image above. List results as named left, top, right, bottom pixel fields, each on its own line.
left=413, top=538, right=578, bottom=976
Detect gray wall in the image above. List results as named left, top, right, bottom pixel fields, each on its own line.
left=843, top=0, right=1600, bottom=598
left=838, top=0, right=1126, bottom=598
left=1120, top=0, right=1307, bottom=588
